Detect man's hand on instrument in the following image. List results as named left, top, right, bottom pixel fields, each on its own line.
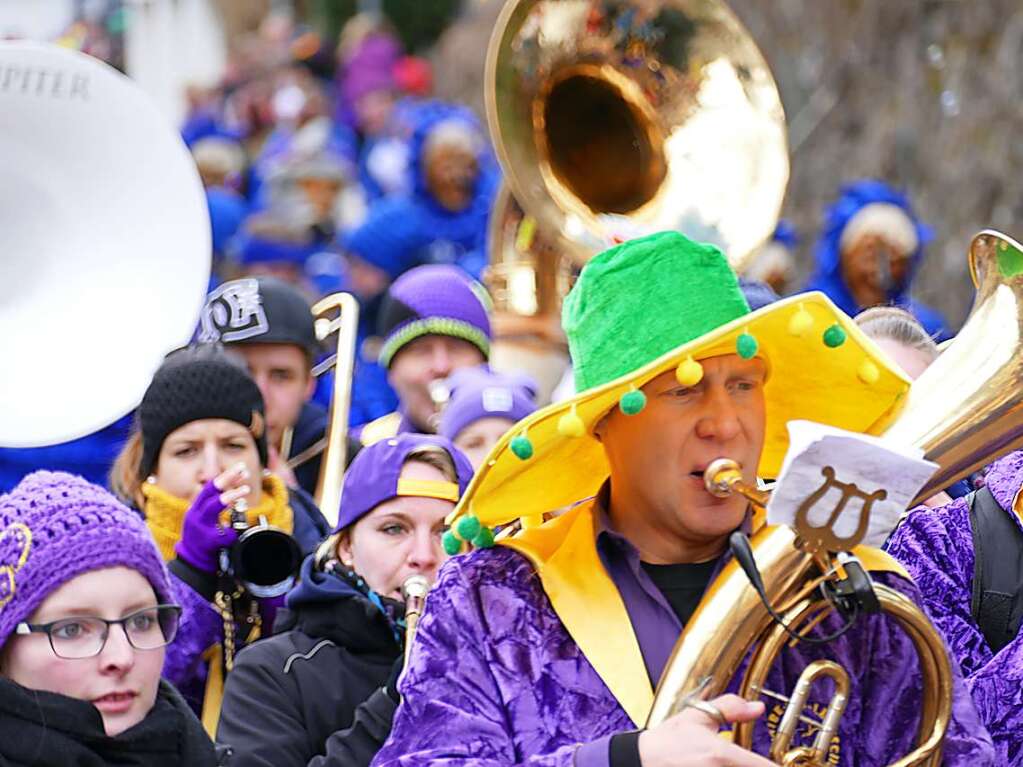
left=637, top=694, right=774, bottom=767
left=174, top=463, right=248, bottom=573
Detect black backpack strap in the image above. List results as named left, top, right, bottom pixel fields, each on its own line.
left=968, top=485, right=1023, bottom=654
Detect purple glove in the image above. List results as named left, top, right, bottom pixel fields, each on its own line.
left=174, top=479, right=240, bottom=574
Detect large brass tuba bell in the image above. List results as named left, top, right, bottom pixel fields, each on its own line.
left=648, top=231, right=1023, bottom=764
left=485, top=0, right=789, bottom=269
left=882, top=230, right=1023, bottom=503
left=482, top=0, right=788, bottom=402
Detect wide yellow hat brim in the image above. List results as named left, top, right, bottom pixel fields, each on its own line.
left=453, top=292, right=911, bottom=528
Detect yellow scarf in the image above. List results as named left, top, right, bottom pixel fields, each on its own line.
left=142, top=474, right=294, bottom=562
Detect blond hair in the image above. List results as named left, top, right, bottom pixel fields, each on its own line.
left=854, top=306, right=939, bottom=362
left=109, top=430, right=146, bottom=508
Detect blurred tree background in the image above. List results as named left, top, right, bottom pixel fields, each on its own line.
left=305, top=0, right=462, bottom=52
left=427, top=0, right=1023, bottom=331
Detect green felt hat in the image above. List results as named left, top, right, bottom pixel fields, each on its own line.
left=565, top=231, right=750, bottom=393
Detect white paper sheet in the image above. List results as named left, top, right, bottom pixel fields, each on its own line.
left=767, top=421, right=938, bottom=548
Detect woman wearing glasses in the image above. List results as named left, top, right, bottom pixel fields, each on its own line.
left=0, top=471, right=219, bottom=765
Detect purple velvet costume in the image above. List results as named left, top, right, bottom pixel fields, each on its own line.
left=887, top=451, right=1023, bottom=764
left=373, top=538, right=994, bottom=766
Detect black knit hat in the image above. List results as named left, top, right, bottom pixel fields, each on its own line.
left=197, top=276, right=319, bottom=359
left=137, top=345, right=268, bottom=479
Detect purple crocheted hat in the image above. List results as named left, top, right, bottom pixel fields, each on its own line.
left=438, top=366, right=538, bottom=441
left=0, top=471, right=173, bottom=649
left=376, top=265, right=492, bottom=368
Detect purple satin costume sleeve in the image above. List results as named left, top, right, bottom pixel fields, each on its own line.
left=887, top=451, right=1023, bottom=765
left=163, top=573, right=222, bottom=712
left=372, top=545, right=995, bottom=766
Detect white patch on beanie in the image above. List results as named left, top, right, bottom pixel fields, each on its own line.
left=198, top=278, right=269, bottom=343
left=481, top=387, right=513, bottom=413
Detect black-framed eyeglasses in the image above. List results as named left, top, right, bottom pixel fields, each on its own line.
left=14, top=604, right=182, bottom=660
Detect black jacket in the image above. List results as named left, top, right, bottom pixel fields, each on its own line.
left=215, top=556, right=401, bottom=767
left=289, top=485, right=331, bottom=550
left=0, top=678, right=220, bottom=766
left=291, top=401, right=327, bottom=497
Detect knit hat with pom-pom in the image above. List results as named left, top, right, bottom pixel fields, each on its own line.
left=0, top=471, right=172, bottom=649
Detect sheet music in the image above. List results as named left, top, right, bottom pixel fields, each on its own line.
left=767, top=420, right=939, bottom=548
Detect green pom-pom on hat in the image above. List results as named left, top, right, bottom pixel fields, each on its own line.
left=619, top=388, right=646, bottom=415
left=455, top=515, right=482, bottom=542
left=510, top=433, right=534, bottom=460
left=442, top=530, right=462, bottom=555
left=736, top=330, right=759, bottom=359
left=472, top=527, right=495, bottom=548
left=823, top=324, right=847, bottom=348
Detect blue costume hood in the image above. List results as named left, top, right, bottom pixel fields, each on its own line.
left=341, top=101, right=499, bottom=280
left=803, top=179, right=948, bottom=339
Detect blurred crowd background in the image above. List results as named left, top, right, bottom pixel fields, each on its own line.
left=4, top=0, right=1023, bottom=331
left=1, top=0, right=1021, bottom=464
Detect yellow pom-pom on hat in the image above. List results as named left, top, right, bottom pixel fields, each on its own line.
left=675, top=356, right=704, bottom=387
left=858, top=358, right=880, bottom=385
left=557, top=404, right=586, bottom=437
left=788, top=303, right=814, bottom=337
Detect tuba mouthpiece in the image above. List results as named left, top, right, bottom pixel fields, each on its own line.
left=704, top=458, right=743, bottom=498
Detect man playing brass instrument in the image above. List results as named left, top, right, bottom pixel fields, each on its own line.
left=371, top=233, right=994, bottom=766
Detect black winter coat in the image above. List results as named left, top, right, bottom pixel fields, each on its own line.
left=0, top=678, right=220, bottom=766
left=215, top=557, right=401, bottom=767
left=291, top=401, right=327, bottom=498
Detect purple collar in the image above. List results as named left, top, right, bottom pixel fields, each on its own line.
left=592, top=483, right=752, bottom=685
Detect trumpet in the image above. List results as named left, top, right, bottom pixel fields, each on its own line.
left=401, top=575, right=431, bottom=669
left=227, top=498, right=303, bottom=598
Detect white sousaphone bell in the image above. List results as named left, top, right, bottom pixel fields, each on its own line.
left=0, top=41, right=211, bottom=447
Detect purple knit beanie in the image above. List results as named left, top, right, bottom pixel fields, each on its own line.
left=438, top=366, right=538, bottom=441
left=376, top=264, right=492, bottom=368
left=341, top=33, right=400, bottom=106
left=0, top=471, right=173, bottom=649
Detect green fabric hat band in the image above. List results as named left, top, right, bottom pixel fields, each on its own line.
left=378, top=318, right=491, bottom=367
left=562, top=231, right=750, bottom=393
